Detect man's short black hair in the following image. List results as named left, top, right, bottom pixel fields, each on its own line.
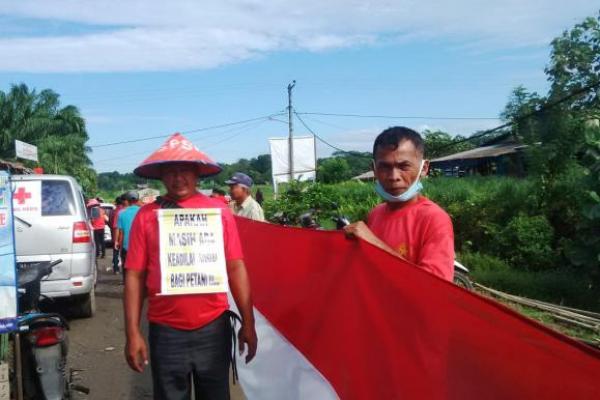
left=373, top=126, right=425, bottom=159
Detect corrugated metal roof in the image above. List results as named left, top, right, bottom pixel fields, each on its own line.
left=0, top=158, right=33, bottom=174
left=430, top=143, right=524, bottom=162
left=352, top=170, right=374, bottom=180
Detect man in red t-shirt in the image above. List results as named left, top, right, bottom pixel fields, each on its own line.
left=123, top=133, right=257, bottom=399
left=344, top=126, right=455, bottom=281
left=88, top=198, right=108, bottom=258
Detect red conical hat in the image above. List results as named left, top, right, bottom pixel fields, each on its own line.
left=133, top=133, right=222, bottom=179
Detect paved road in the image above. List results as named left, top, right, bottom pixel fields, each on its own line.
left=63, top=250, right=245, bottom=399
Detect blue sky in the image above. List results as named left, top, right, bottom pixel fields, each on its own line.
left=0, top=1, right=598, bottom=173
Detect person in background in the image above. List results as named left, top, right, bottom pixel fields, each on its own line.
left=116, top=191, right=141, bottom=278
left=255, top=188, right=264, bottom=206
left=344, top=126, right=455, bottom=282
left=226, top=172, right=265, bottom=221
left=110, top=195, right=128, bottom=274
left=210, top=187, right=229, bottom=205
left=88, top=198, right=108, bottom=258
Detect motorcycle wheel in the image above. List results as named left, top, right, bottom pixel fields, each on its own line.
left=453, top=271, right=473, bottom=290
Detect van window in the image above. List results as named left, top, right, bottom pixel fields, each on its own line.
left=42, top=180, right=76, bottom=216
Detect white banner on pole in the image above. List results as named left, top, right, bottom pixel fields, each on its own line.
left=15, top=140, right=38, bottom=162
left=269, top=136, right=316, bottom=190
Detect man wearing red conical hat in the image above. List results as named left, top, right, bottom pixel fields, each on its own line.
left=123, top=133, right=257, bottom=399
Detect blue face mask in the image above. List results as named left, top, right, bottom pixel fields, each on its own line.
left=375, top=160, right=425, bottom=203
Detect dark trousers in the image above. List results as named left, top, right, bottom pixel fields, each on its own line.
left=112, top=247, right=120, bottom=273
left=149, top=313, right=232, bottom=400
left=93, top=229, right=105, bottom=257
left=121, top=249, right=127, bottom=283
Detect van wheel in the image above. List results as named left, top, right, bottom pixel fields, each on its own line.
left=76, top=289, right=96, bottom=318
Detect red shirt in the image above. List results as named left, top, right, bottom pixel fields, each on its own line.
left=90, top=207, right=106, bottom=230
left=125, top=193, right=244, bottom=330
left=367, top=196, right=455, bottom=281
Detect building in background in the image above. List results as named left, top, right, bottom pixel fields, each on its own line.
left=429, top=134, right=527, bottom=177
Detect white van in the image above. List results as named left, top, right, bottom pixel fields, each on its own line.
left=12, top=174, right=96, bottom=317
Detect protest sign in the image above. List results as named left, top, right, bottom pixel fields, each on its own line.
left=158, top=208, right=228, bottom=295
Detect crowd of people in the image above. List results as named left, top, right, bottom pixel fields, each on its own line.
left=86, top=172, right=266, bottom=281
left=85, top=126, right=453, bottom=399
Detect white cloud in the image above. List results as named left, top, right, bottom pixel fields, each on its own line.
left=0, top=0, right=596, bottom=72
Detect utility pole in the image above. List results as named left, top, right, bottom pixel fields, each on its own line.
left=287, top=80, right=296, bottom=181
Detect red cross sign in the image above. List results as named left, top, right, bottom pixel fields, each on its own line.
left=14, top=187, right=32, bottom=204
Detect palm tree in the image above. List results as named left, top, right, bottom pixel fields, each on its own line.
left=0, top=83, right=97, bottom=194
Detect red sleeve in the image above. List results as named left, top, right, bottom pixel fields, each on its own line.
left=125, top=210, right=147, bottom=271
left=417, top=210, right=455, bottom=282
left=222, top=207, right=244, bottom=261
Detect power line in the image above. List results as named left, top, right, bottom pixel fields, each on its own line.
left=203, top=119, right=268, bottom=149
left=294, top=111, right=350, bottom=154
left=93, top=118, right=268, bottom=164
left=89, top=113, right=284, bottom=148
left=437, top=79, right=600, bottom=151
left=296, top=112, right=501, bottom=121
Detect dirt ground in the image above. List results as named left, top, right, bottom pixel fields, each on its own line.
left=63, top=250, right=245, bottom=400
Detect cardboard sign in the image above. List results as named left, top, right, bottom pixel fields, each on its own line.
left=0, top=172, right=17, bottom=333
left=158, top=208, right=228, bottom=295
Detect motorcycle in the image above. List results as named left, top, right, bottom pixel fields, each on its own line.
left=15, top=259, right=89, bottom=399
left=298, top=210, right=474, bottom=290
left=452, top=260, right=473, bottom=290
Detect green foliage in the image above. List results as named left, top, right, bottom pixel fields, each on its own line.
left=264, top=180, right=378, bottom=226
left=566, top=124, right=600, bottom=281
left=317, top=157, right=352, bottom=183
left=545, top=13, right=600, bottom=107
left=315, top=151, right=372, bottom=183
left=423, top=177, right=540, bottom=253
left=456, top=252, right=510, bottom=273
left=96, top=171, right=163, bottom=200
left=472, top=267, right=600, bottom=311
left=0, top=84, right=96, bottom=195
left=490, top=215, right=555, bottom=271
left=422, top=129, right=474, bottom=159
left=210, top=154, right=273, bottom=186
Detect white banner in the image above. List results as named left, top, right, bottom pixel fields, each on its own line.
left=158, top=208, right=228, bottom=295
left=15, top=139, right=38, bottom=162
left=269, top=136, right=316, bottom=186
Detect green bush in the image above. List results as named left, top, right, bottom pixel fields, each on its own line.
left=472, top=267, right=600, bottom=311
left=496, top=215, right=555, bottom=271
left=264, top=180, right=379, bottom=226
left=457, top=252, right=510, bottom=273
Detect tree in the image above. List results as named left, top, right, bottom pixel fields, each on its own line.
left=500, top=11, right=600, bottom=283
left=422, top=130, right=475, bottom=158
left=545, top=13, right=600, bottom=108
left=329, top=151, right=372, bottom=178
left=317, top=157, right=352, bottom=183
left=0, top=84, right=97, bottom=194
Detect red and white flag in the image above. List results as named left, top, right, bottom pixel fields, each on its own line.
left=231, top=218, right=600, bottom=399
